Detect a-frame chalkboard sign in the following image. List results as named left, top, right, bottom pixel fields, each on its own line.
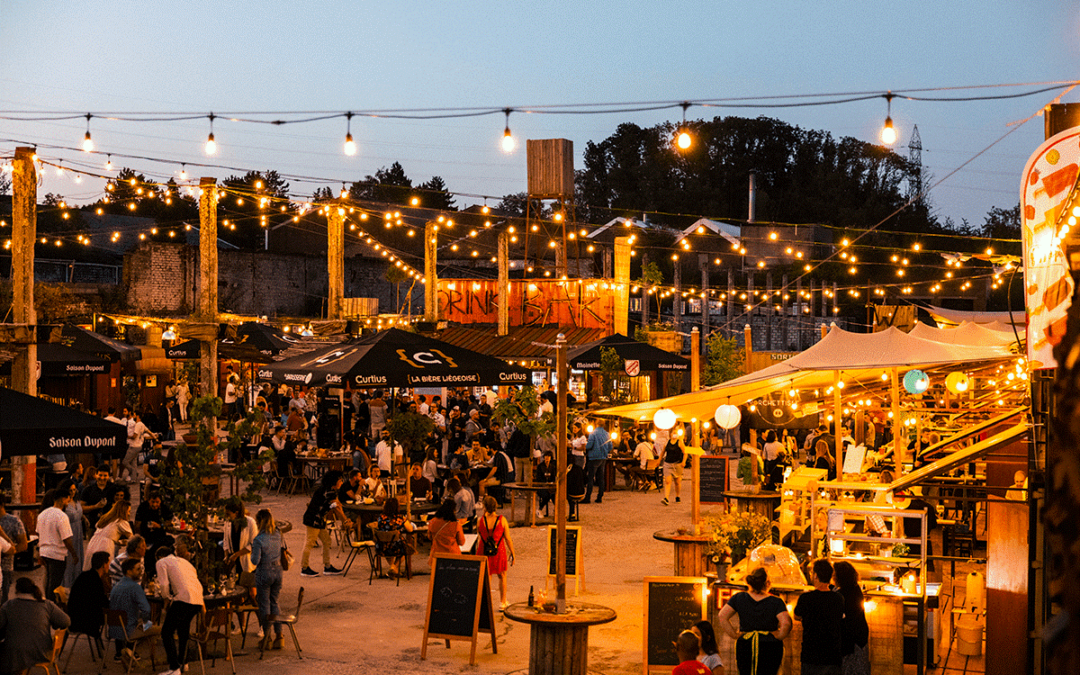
left=643, top=576, right=708, bottom=674
left=546, top=524, right=583, bottom=594
left=421, top=553, right=497, bottom=665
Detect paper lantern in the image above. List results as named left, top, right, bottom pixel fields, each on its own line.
left=903, top=369, right=929, bottom=394
left=714, top=404, right=741, bottom=429
left=945, top=372, right=970, bottom=394
left=653, top=407, right=676, bottom=430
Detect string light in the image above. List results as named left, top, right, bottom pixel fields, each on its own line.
left=82, top=113, right=94, bottom=152
left=880, top=93, right=897, bottom=145
left=676, top=102, right=692, bottom=150
left=343, top=112, right=357, bottom=156
left=500, top=108, right=515, bottom=153
left=205, top=113, right=217, bottom=155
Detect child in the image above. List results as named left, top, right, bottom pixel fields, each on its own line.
left=673, top=630, right=710, bottom=675
left=691, top=621, right=724, bottom=675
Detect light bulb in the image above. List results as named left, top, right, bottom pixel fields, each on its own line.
left=180, top=165, right=187, bottom=180
left=501, top=126, right=515, bottom=153
left=344, top=133, right=357, bottom=156
left=676, top=130, right=691, bottom=150
left=82, top=131, right=94, bottom=153
left=880, top=116, right=896, bottom=145
left=205, top=133, right=217, bottom=155
left=105, top=155, right=113, bottom=171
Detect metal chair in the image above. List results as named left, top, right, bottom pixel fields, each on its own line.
left=61, top=623, right=102, bottom=673
left=100, top=609, right=159, bottom=674
left=32, top=628, right=66, bottom=675
left=341, top=529, right=376, bottom=579
left=260, top=587, right=304, bottom=660
left=371, top=527, right=413, bottom=586
left=191, top=607, right=235, bottom=675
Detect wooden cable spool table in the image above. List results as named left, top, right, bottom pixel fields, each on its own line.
left=721, top=490, right=782, bottom=519
left=503, top=602, right=616, bottom=675
left=652, top=529, right=712, bottom=577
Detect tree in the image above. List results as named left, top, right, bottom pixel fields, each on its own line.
left=598, top=346, right=629, bottom=404
left=496, top=192, right=549, bottom=219
left=417, top=176, right=457, bottom=211
left=636, top=261, right=664, bottom=318
left=349, top=162, right=414, bottom=205
left=0, top=171, right=9, bottom=195
left=218, top=170, right=294, bottom=249
left=981, top=204, right=1021, bottom=240
left=701, top=333, right=744, bottom=386
left=385, top=264, right=410, bottom=310
left=492, top=386, right=556, bottom=463
left=386, top=411, right=434, bottom=465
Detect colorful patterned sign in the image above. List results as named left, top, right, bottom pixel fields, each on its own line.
left=437, top=279, right=616, bottom=329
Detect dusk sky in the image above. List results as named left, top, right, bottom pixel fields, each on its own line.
left=2, top=1, right=1077, bottom=229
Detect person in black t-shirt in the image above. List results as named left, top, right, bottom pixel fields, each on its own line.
left=300, top=471, right=346, bottom=577
left=793, top=559, right=844, bottom=675
left=716, top=566, right=791, bottom=675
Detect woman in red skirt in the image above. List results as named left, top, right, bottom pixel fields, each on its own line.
left=477, top=496, right=516, bottom=609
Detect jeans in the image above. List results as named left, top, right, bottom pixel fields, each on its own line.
left=43, top=556, right=66, bottom=602
left=255, top=571, right=283, bottom=637
left=121, top=446, right=141, bottom=481
left=301, top=527, right=331, bottom=569
left=584, top=458, right=607, bottom=502
left=161, top=600, right=201, bottom=670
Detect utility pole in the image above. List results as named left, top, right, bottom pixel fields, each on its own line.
left=327, top=203, right=345, bottom=321
left=198, top=178, right=219, bottom=406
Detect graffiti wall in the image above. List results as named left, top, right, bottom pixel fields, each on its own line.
left=437, top=279, right=615, bottom=329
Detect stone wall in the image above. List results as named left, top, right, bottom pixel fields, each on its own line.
left=124, top=242, right=422, bottom=317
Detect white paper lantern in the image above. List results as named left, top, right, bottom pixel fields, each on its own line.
left=714, top=404, right=741, bottom=429
left=653, top=407, right=677, bottom=430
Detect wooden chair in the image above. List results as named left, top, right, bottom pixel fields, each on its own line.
left=100, top=609, right=158, bottom=674
left=32, top=628, right=66, bottom=675
left=371, top=527, right=413, bottom=585
left=260, top=587, right=304, bottom=661
left=341, top=529, right=376, bottom=579
left=233, top=594, right=262, bottom=650
left=629, top=458, right=663, bottom=492
left=191, top=607, right=235, bottom=675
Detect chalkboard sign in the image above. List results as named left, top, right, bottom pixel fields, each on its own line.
left=699, top=455, right=727, bottom=504
left=421, top=554, right=496, bottom=665
left=643, top=576, right=708, bottom=673
left=547, top=525, right=583, bottom=594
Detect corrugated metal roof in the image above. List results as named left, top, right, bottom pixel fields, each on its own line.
left=436, top=325, right=608, bottom=360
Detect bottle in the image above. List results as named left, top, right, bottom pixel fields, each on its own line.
left=528, top=585, right=535, bottom=607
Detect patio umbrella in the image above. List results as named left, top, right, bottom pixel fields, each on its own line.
left=255, top=327, right=531, bottom=388
left=0, top=387, right=126, bottom=457
left=567, top=333, right=690, bottom=372
left=164, top=339, right=274, bottom=364
left=0, top=343, right=111, bottom=377
left=58, top=324, right=142, bottom=363
left=232, top=322, right=297, bottom=356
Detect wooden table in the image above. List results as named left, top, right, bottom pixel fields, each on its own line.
left=297, top=454, right=349, bottom=482
left=343, top=500, right=441, bottom=532
left=722, top=490, right=781, bottom=519
left=653, top=529, right=712, bottom=577
left=502, top=482, right=555, bottom=528
left=608, top=456, right=638, bottom=490
left=503, top=602, right=616, bottom=675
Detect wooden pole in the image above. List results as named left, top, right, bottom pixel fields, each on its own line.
left=424, top=221, right=438, bottom=322
left=891, top=367, right=903, bottom=474
left=691, top=328, right=700, bottom=393
left=555, top=334, right=568, bottom=613
left=690, top=328, right=701, bottom=534
left=497, top=231, right=509, bottom=336
left=327, top=204, right=344, bottom=320
left=198, top=178, right=219, bottom=405
left=743, top=324, right=752, bottom=374
left=613, top=236, right=632, bottom=337
left=11, top=147, right=38, bottom=509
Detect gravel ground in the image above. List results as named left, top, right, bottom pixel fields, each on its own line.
left=47, top=480, right=705, bottom=675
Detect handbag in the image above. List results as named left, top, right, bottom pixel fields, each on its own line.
left=280, top=542, right=293, bottom=571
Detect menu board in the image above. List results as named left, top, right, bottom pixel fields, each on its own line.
left=699, top=455, right=727, bottom=504
left=548, top=525, right=581, bottom=577
left=643, top=577, right=708, bottom=673
left=421, top=554, right=496, bottom=665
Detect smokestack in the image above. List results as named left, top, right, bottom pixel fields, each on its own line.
left=748, top=170, right=757, bottom=223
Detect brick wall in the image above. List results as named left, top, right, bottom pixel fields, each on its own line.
left=124, top=242, right=422, bottom=317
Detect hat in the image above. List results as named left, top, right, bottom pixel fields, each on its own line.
left=453, top=405, right=460, bottom=410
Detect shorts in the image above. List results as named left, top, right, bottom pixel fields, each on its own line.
left=663, top=462, right=683, bottom=479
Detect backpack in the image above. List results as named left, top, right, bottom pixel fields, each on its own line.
left=479, top=516, right=504, bottom=557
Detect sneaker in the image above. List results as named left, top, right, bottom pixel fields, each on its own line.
left=300, top=567, right=320, bottom=577
left=256, top=628, right=264, bottom=639
left=323, top=564, right=344, bottom=575
left=158, top=669, right=180, bottom=675
left=661, top=498, right=669, bottom=506
left=675, top=497, right=681, bottom=503
left=536, top=509, right=544, bottom=520
left=272, top=635, right=285, bottom=650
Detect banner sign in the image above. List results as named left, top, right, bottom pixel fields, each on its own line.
left=438, top=279, right=615, bottom=329
left=1021, top=127, right=1080, bottom=368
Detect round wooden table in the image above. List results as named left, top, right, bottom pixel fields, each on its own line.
left=653, top=529, right=712, bottom=577
left=503, top=601, right=616, bottom=675
left=343, top=499, right=441, bottom=532
left=501, top=482, right=555, bottom=527
left=721, top=490, right=781, bottom=519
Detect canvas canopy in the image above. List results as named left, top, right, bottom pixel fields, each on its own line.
left=567, top=333, right=689, bottom=372
left=922, top=305, right=1023, bottom=327
left=256, top=327, right=531, bottom=389
left=596, top=325, right=1014, bottom=424
left=0, top=387, right=126, bottom=457
left=908, top=321, right=1018, bottom=348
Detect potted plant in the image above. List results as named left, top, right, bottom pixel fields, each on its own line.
left=703, top=510, right=772, bottom=579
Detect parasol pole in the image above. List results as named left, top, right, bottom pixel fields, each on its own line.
left=891, top=367, right=902, bottom=475
left=555, top=334, right=568, bottom=613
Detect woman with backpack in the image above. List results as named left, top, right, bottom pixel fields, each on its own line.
left=476, top=496, right=515, bottom=610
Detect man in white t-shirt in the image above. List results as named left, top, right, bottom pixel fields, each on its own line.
left=224, top=375, right=238, bottom=418
left=122, top=411, right=153, bottom=482
left=156, top=536, right=205, bottom=673
left=634, top=434, right=656, bottom=468
left=38, top=488, right=76, bottom=602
